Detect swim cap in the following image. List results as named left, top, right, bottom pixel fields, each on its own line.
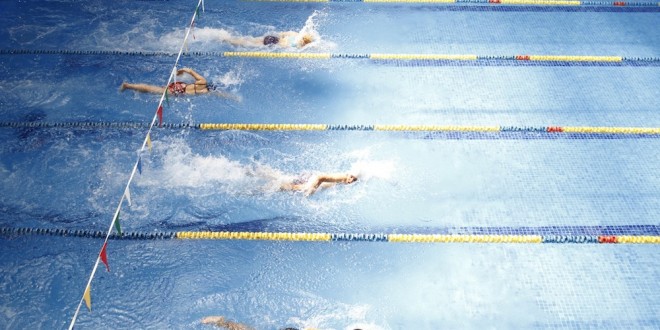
left=263, top=35, right=279, bottom=46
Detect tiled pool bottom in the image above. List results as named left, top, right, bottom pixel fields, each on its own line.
left=1, top=233, right=658, bottom=329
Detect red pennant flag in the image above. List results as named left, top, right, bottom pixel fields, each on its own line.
left=100, top=242, right=110, bottom=272
left=157, top=105, right=163, bottom=127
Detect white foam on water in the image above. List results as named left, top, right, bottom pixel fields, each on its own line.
left=8, top=25, right=59, bottom=45
left=346, top=148, right=396, bottom=182
left=287, top=303, right=384, bottom=330
left=135, top=138, right=288, bottom=197
left=160, top=10, right=336, bottom=52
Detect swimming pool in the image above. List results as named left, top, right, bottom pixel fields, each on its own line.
left=0, top=0, right=659, bottom=328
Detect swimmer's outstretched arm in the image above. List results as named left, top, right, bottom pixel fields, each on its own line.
left=306, top=173, right=350, bottom=196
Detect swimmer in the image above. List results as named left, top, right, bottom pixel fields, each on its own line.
left=120, top=67, right=238, bottom=100
left=220, top=31, right=315, bottom=49
left=201, top=316, right=254, bottom=330
left=280, top=173, right=358, bottom=196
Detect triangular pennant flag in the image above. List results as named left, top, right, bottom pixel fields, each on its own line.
left=83, top=284, right=92, bottom=311
left=165, top=89, right=170, bottom=107
left=124, top=187, right=132, bottom=206
left=157, top=105, right=163, bottom=127
left=100, top=242, right=110, bottom=272
left=137, top=155, right=142, bottom=175
left=146, top=134, right=152, bottom=152
left=196, top=6, right=201, bottom=18
left=114, top=211, right=122, bottom=236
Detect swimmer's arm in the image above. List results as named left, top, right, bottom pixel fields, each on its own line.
left=316, top=173, right=348, bottom=184
left=178, top=68, right=206, bottom=85
left=305, top=173, right=344, bottom=196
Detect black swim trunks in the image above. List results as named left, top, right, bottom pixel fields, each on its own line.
left=263, top=35, right=279, bottom=46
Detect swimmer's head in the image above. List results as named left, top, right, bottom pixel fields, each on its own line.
left=301, top=34, right=314, bottom=46
left=263, top=35, right=279, bottom=46
left=346, top=174, right=358, bottom=184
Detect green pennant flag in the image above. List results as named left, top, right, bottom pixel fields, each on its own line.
left=165, top=88, right=170, bottom=107
left=114, top=211, right=122, bottom=236
left=196, top=6, right=201, bottom=19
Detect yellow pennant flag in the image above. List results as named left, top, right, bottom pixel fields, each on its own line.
left=146, top=133, right=152, bottom=152
left=83, top=284, right=92, bottom=311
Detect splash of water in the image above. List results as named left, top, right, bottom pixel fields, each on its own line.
left=346, top=148, right=396, bottom=182
left=136, top=139, right=290, bottom=195
left=286, top=303, right=385, bottom=330
left=349, top=160, right=396, bottom=182
left=160, top=10, right=336, bottom=51
left=8, top=25, right=58, bottom=45
left=296, top=10, right=336, bottom=51
left=212, top=70, right=243, bottom=88
left=297, top=10, right=322, bottom=45
left=135, top=138, right=396, bottom=202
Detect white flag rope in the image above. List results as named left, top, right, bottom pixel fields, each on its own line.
left=67, top=1, right=205, bottom=328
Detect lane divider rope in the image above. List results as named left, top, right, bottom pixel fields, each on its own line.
left=2, top=49, right=660, bottom=63
left=240, top=0, right=660, bottom=6
left=199, top=124, right=660, bottom=135
left=4, top=122, right=660, bottom=136
left=2, top=227, right=659, bottom=244
left=0, top=121, right=197, bottom=129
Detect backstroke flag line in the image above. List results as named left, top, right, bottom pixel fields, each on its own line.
left=67, top=1, right=205, bottom=329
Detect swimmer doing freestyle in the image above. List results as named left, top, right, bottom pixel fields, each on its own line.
left=220, top=31, right=315, bottom=49
left=120, top=67, right=238, bottom=101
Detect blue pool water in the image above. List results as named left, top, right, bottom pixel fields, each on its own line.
left=0, top=0, right=659, bottom=329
